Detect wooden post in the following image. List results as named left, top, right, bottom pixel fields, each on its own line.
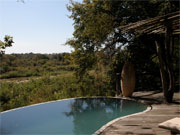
left=155, top=40, right=168, bottom=97
left=164, top=21, right=174, bottom=102
left=155, top=20, right=174, bottom=103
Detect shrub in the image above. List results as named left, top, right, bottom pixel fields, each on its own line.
left=0, top=73, right=114, bottom=112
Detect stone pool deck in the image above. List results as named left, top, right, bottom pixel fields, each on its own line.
left=98, top=91, right=180, bottom=135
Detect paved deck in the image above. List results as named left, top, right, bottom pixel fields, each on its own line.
left=97, top=91, right=180, bottom=135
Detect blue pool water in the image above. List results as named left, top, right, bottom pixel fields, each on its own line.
left=0, top=98, right=147, bottom=135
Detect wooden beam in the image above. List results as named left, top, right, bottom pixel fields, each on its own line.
left=118, top=11, right=180, bottom=35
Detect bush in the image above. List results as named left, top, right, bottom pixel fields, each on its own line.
left=0, top=74, right=114, bottom=112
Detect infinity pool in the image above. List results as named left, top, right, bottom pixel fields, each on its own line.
left=0, top=98, right=147, bottom=135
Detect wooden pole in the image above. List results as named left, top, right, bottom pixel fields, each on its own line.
left=155, top=20, right=175, bottom=103
left=164, top=21, right=174, bottom=102
left=155, top=40, right=168, bottom=97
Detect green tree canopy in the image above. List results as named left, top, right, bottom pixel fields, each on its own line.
left=66, top=0, right=179, bottom=101
left=0, top=35, right=14, bottom=56
left=66, top=0, right=178, bottom=74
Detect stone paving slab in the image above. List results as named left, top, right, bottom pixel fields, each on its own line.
left=96, top=91, right=180, bottom=135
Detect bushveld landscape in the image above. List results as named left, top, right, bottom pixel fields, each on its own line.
left=0, top=0, right=179, bottom=113
left=0, top=53, right=114, bottom=111
left=0, top=45, right=179, bottom=112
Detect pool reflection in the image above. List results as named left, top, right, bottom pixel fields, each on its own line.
left=1, top=98, right=147, bottom=135
left=65, top=98, right=145, bottom=135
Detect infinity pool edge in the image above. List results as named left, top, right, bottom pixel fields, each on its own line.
left=1, top=96, right=134, bottom=114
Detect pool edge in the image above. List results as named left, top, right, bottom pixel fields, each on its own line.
left=0, top=97, right=77, bottom=114
left=0, top=96, right=120, bottom=114
left=93, top=98, right=152, bottom=135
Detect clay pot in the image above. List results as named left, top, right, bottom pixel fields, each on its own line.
left=121, top=62, right=135, bottom=97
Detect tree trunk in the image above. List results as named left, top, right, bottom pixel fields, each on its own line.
left=164, top=24, right=174, bottom=103
left=155, top=28, right=174, bottom=103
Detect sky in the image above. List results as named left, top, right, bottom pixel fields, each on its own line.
left=0, top=0, right=80, bottom=54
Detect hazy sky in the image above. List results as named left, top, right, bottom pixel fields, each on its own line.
left=0, top=0, right=79, bottom=54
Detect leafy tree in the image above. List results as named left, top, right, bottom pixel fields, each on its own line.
left=67, top=0, right=179, bottom=102
left=0, top=35, right=14, bottom=57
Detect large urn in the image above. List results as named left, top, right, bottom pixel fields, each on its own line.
left=121, top=62, right=135, bottom=97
